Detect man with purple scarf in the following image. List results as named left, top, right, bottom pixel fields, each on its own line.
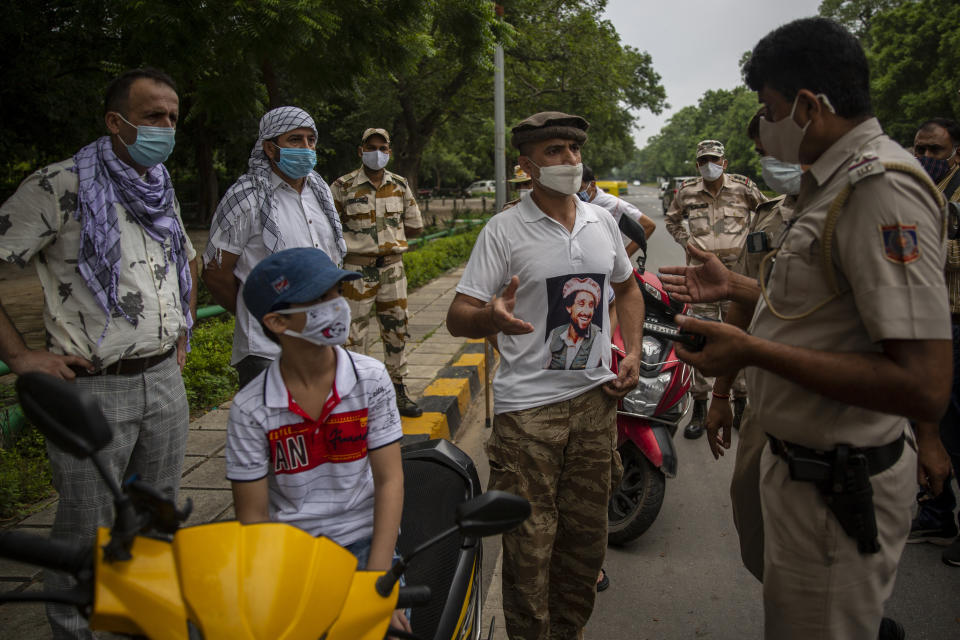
left=0, top=68, right=196, bottom=639
left=203, top=106, right=346, bottom=388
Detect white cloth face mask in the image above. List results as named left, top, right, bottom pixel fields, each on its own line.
left=759, top=93, right=835, bottom=165
left=276, top=298, right=351, bottom=346
left=698, top=161, right=724, bottom=181
left=362, top=150, right=390, bottom=171
left=530, top=161, right=584, bottom=195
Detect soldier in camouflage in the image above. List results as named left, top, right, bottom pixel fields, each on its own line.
left=664, top=139, right=766, bottom=439
left=331, top=128, right=424, bottom=417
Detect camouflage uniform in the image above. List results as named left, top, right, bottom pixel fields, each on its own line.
left=330, top=167, right=423, bottom=382
left=485, top=386, right=616, bottom=640
left=664, top=172, right=766, bottom=400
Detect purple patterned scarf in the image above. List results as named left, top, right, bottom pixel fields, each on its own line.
left=72, top=136, right=193, bottom=342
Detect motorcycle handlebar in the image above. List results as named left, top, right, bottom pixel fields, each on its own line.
left=396, top=585, right=432, bottom=608
left=0, top=530, right=91, bottom=576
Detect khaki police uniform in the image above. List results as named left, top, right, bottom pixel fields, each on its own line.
left=728, top=194, right=795, bottom=580
left=747, top=118, right=950, bottom=639
left=664, top=173, right=766, bottom=399
left=331, top=167, right=423, bottom=382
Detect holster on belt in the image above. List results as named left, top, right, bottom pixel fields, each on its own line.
left=768, top=434, right=904, bottom=555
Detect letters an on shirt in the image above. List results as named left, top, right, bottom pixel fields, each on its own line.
left=542, top=272, right=606, bottom=370
left=268, top=408, right=369, bottom=474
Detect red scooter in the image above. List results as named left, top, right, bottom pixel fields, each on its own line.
left=608, top=221, right=693, bottom=544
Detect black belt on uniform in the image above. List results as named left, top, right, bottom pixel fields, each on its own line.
left=71, top=348, right=175, bottom=377
left=767, top=432, right=905, bottom=478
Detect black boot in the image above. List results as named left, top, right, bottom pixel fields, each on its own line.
left=394, top=382, right=423, bottom=418
left=684, top=398, right=707, bottom=439
left=732, top=396, right=747, bottom=431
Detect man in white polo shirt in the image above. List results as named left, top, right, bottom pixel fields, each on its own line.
left=446, top=111, right=645, bottom=640
left=203, top=106, right=346, bottom=388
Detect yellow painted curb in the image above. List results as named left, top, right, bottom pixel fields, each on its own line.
left=424, top=377, right=471, bottom=419
left=453, top=353, right=487, bottom=385
left=401, top=412, right=450, bottom=440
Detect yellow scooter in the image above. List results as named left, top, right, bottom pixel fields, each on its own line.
left=0, top=373, right=529, bottom=640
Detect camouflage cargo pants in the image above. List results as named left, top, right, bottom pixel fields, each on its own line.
left=486, top=386, right=616, bottom=640
left=690, top=300, right=747, bottom=399
left=343, top=258, right=408, bottom=382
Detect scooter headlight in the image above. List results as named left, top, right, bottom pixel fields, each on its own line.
left=621, top=371, right=672, bottom=417
left=640, top=335, right=664, bottom=372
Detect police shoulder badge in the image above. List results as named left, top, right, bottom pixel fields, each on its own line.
left=880, top=223, right=920, bottom=264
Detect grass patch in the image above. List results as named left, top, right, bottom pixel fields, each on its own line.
left=0, top=426, right=54, bottom=521
left=404, top=224, right=484, bottom=291
left=182, top=315, right=239, bottom=416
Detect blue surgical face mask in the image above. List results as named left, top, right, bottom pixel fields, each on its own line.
left=760, top=155, right=803, bottom=195
left=577, top=189, right=590, bottom=202
left=270, top=143, right=317, bottom=179
left=116, top=113, right=176, bottom=167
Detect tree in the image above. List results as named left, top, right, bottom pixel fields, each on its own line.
left=818, top=0, right=903, bottom=41
left=866, top=0, right=960, bottom=143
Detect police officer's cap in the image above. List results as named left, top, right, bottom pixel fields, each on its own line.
left=511, top=111, right=589, bottom=150
left=696, top=139, right=725, bottom=159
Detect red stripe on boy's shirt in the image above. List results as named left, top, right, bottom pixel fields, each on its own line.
left=267, top=382, right=370, bottom=473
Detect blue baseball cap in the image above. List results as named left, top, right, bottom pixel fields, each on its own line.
left=242, top=248, right=361, bottom=321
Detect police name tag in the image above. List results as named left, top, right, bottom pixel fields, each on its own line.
left=847, top=153, right=884, bottom=185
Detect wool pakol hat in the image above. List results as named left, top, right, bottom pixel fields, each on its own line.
left=510, top=111, right=589, bottom=150
left=561, top=276, right=601, bottom=302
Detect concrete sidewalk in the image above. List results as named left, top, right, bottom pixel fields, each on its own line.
left=0, top=265, right=491, bottom=637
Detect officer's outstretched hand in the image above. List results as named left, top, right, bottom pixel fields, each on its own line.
left=659, top=245, right=731, bottom=304
left=673, top=314, right=751, bottom=376
left=916, top=421, right=953, bottom=497
left=489, top=275, right=534, bottom=335
left=705, top=399, right=733, bottom=460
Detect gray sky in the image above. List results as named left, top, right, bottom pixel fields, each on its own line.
left=603, top=0, right=824, bottom=148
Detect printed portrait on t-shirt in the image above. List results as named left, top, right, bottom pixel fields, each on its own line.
left=542, top=273, right=605, bottom=370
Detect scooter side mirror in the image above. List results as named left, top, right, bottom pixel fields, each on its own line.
left=16, top=372, right=111, bottom=458
left=455, top=490, right=531, bottom=537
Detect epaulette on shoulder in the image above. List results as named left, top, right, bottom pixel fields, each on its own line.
left=390, top=172, right=409, bottom=186
left=679, top=177, right=700, bottom=189
left=729, top=173, right=751, bottom=186
left=846, top=152, right=885, bottom=185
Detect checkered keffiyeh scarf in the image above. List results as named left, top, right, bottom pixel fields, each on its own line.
left=204, top=106, right=345, bottom=266
left=72, top=136, right=193, bottom=342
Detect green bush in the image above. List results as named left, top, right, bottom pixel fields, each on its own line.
left=182, top=316, right=238, bottom=414
left=0, top=426, right=54, bottom=521
left=404, top=225, right=484, bottom=290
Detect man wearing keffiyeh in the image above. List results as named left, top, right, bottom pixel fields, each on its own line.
left=0, top=68, right=197, bottom=639
left=203, top=106, right=346, bottom=388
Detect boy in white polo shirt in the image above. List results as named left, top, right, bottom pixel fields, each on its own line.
left=225, top=247, right=409, bottom=632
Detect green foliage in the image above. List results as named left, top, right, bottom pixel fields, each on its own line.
left=0, top=426, right=54, bottom=521
left=633, top=86, right=762, bottom=184
left=866, top=0, right=960, bottom=144
left=181, top=316, right=238, bottom=414
left=404, top=225, right=485, bottom=291
left=818, top=0, right=902, bottom=40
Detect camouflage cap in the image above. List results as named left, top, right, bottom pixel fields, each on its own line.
left=507, top=164, right=532, bottom=183
left=696, top=139, right=725, bottom=159
left=510, top=111, right=589, bottom=150
left=361, top=127, right=391, bottom=145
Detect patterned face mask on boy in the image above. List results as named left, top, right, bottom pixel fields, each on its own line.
left=275, top=298, right=351, bottom=346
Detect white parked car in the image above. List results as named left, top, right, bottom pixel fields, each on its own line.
left=465, top=180, right=496, bottom=196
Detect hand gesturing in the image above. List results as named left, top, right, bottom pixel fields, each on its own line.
left=489, top=276, right=534, bottom=335
left=659, top=245, right=731, bottom=304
